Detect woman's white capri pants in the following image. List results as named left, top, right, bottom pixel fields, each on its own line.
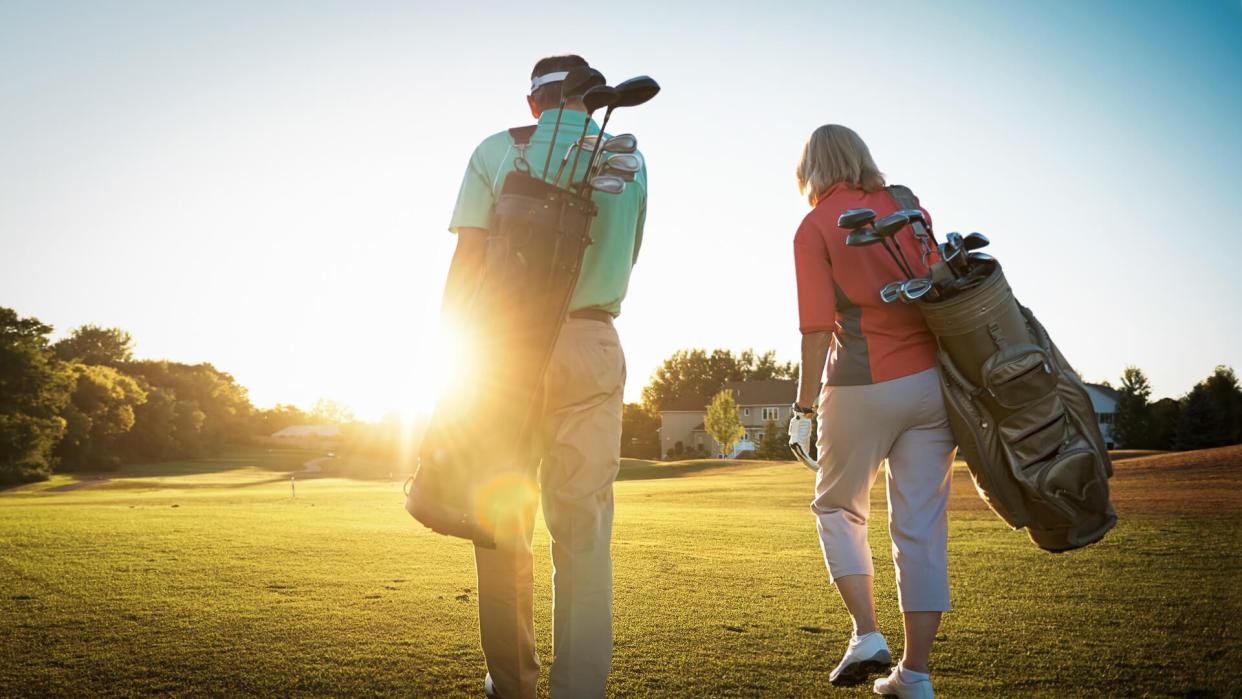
left=813, top=367, right=957, bottom=612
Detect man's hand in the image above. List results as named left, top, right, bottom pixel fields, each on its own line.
left=788, top=407, right=817, bottom=471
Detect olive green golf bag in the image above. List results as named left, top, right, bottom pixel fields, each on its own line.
left=406, top=127, right=598, bottom=548
left=918, top=261, right=1116, bottom=551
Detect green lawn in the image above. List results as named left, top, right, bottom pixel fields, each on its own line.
left=1, top=446, right=1239, bottom=697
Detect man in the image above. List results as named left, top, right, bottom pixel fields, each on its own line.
left=443, top=54, right=647, bottom=699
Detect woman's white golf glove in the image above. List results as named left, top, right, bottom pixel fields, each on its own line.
left=788, top=404, right=818, bottom=471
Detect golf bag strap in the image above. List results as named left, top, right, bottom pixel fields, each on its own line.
left=508, top=125, right=538, bottom=146
left=888, top=184, right=938, bottom=246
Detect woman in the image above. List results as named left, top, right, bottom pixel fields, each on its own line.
left=787, top=124, right=956, bottom=699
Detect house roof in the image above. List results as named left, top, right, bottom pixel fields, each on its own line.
left=660, top=379, right=797, bottom=414
left=1086, top=383, right=1121, bottom=402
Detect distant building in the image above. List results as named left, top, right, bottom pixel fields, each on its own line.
left=660, top=380, right=796, bottom=458
left=271, top=424, right=341, bottom=439
left=1084, top=383, right=1119, bottom=448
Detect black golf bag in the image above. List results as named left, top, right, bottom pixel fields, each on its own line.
left=919, top=261, right=1116, bottom=551
left=887, top=187, right=1116, bottom=552
left=406, top=126, right=598, bottom=548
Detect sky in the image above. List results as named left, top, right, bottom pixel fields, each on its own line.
left=2, top=0, right=1240, bottom=420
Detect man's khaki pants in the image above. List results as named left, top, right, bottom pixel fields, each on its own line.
left=475, top=317, right=625, bottom=699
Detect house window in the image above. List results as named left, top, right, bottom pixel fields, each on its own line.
left=743, top=408, right=750, bottom=417
left=760, top=407, right=780, bottom=421
left=756, top=432, right=765, bottom=441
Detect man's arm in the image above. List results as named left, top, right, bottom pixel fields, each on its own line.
left=440, top=227, right=488, bottom=321
left=797, top=331, right=832, bottom=408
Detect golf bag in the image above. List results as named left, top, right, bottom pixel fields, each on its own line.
left=920, top=263, right=1115, bottom=551
left=889, top=188, right=1116, bottom=552
left=406, top=126, right=598, bottom=548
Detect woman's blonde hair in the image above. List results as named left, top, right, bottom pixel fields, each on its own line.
left=796, top=124, right=886, bottom=206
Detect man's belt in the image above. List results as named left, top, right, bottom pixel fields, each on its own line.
left=568, top=308, right=614, bottom=323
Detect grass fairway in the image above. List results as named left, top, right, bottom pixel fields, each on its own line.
left=2, top=446, right=1240, bottom=697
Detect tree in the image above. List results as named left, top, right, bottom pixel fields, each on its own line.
left=252, top=404, right=311, bottom=436
left=0, top=308, right=73, bottom=484
left=53, top=325, right=134, bottom=366
left=755, top=419, right=790, bottom=460
left=1175, top=365, right=1242, bottom=450
left=641, top=348, right=796, bottom=414
left=621, top=403, right=660, bottom=459
left=55, top=363, right=147, bottom=470
left=120, top=360, right=252, bottom=454
left=1112, top=366, right=1152, bottom=449
left=311, top=398, right=355, bottom=425
left=704, top=389, right=745, bottom=458
left=1148, top=398, right=1180, bottom=451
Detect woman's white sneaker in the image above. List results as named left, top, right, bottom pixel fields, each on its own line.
left=830, top=631, right=892, bottom=686
left=873, top=663, right=934, bottom=698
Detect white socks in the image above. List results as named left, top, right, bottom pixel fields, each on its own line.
left=896, top=662, right=930, bottom=684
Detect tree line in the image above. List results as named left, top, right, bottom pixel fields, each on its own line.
left=1111, top=365, right=1242, bottom=450
left=0, top=307, right=342, bottom=485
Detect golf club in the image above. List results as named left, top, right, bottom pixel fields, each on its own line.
left=900, top=277, right=934, bottom=302
left=838, top=208, right=877, bottom=230
left=563, top=85, right=620, bottom=190
left=588, top=174, right=626, bottom=194
left=963, top=232, right=990, bottom=251
left=896, top=208, right=939, bottom=263
left=582, top=76, right=660, bottom=184
left=539, top=67, right=603, bottom=181
left=556, top=133, right=639, bottom=187
left=880, top=280, right=906, bottom=304
left=601, top=166, right=635, bottom=182
left=846, top=225, right=911, bottom=276
left=874, top=212, right=915, bottom=277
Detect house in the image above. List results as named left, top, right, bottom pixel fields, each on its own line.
left=1084, top=383, right=1119, bottom=448
left=660, top=380, right=796, bottom=458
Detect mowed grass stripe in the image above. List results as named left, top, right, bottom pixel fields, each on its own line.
left=2, top=446, right=1240, bottom=697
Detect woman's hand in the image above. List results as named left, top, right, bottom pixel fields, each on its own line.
left=789, top=406, right=817, bottom=471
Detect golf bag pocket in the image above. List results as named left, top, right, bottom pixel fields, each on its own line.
left=1000, top=404, right=1067, bottom=470
left=1023, top=445, right=1109, bottom=519
left=983, top=345, right=1057, bottom=409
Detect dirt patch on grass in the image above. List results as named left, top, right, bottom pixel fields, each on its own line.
left=945, top=445, right=1242, bottom=515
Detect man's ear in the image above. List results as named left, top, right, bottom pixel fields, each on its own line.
left=527, top=95, right=541, bottom=119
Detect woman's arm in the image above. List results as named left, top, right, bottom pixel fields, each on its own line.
left=798, top=331, right=831, bottom=407
left=793, top=217, right=836, bottom=408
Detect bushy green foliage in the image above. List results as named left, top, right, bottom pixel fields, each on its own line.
left=641, top=348, right=796, bottom=413
left=755, top=419, right=790, bottom=460
left=1175, top=366, right=1242, bottom=450
left=0, top=308, right=73, bottom=484
left=621, top=403, right=660, bottom=458
left=704, top=389, right=744, bottom=457
left=1113, top=366, right=1153, bottom=449
left=52, top=325, right=134, bottom=366
left=54, top=363, right=148, bottom=471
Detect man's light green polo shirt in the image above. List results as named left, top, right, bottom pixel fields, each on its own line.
left=448, top=108, right=647, bottom=316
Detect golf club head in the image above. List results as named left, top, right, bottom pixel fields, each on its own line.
left=588, top=175, right=626, bottom=194
left=562, top=67, right=605, bottom=99
left=845, top=227, right=882, bottom=247
left=603, top=153, right=642, bottom=173
left=838, top=208, right=877, bottom=230
left=967, top=251, right=994, bottom=262
left=880, top=281, right=905, bottom=304
left=601, top=166, right=636, bottom=182
left=613, top=75, right=661, bottom=107
left=581, top=85, right=620, bottom=114
left=600, top=133, right=638, bottom=153
left=963, top=232, right=990, bottom=250
left=901, top=278, right=934, bottom=302
left=947, top=232, right=964, bottom=248
left=874, top=212, right=910, bottom=239
left=896, top=209, right=927, bottom=226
